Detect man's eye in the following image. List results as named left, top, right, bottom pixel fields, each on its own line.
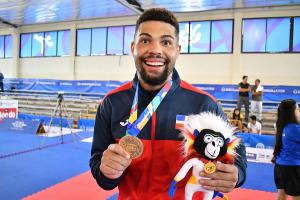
left=142, top=39, right=149, bottom=44
left=162, top=40, right=171, bottom=46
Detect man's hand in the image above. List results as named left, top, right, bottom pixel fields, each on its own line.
left=199, top=163, right=238, bottom=193
left=100, top=144, right=132, bottom=179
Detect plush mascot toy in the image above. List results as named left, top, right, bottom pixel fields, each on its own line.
left=168, top=112, right=240, bottom=200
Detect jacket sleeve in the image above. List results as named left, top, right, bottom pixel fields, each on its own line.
left=89, top=97, right=123, bottom=190
left=212, top=101, right=247, bottom=188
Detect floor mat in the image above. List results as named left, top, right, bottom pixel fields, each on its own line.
left=23, top=171, right=277, bottom=200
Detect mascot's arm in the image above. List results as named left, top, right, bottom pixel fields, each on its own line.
left=168, top=158, right=202, bottom=198
left=174, top=158, right=200, bottom=182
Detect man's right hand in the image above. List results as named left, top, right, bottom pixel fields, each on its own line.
left=100, top=144, right=132, bottom=179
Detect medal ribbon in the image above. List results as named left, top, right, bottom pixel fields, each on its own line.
left=126, top=80, right=173, bottom=137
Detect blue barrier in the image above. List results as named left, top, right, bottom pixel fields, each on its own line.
left=3, top=78, right=300, bottom=102
left=78, top=118, right=95, bottom=130
left=237, top=133, right=275, bottom=148
left=0, top=118, right=44, bottom=134
left=18, top=113, right=72, bottom=128
left=18, top=113, right=95, bottom=130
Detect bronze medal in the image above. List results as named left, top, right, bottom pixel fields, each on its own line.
left=204, top=161, right=216, bottom=174
left=119, top=135, right=144, bottom=159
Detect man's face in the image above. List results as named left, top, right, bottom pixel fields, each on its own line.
left=255, top=80, right=259, bottom=86
left=131, top=21, right=181, bottom=86
left=251, top=119, right=256, bottom=125
left=243, top=77, right=248, bottom=83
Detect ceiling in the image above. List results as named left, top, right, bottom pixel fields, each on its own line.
left=0, top=0, right=300, bottom=29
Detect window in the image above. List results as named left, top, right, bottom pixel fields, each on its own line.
left=107, top=26, right=123, bottom=55
left=266, top=18, right=290, bottom=52
left=32, top=32, right=45, bottom=57
left=179, top=22, right=189, bottom=53
left=20, top=33, right=32, bottom=57
left=189, top=21, right=211, bottom=53
left=57, top=30, right=70, bottom=56
left=293, top=17, right=300, bottom=52
left=242, top=17, right=298, bottom=53
left=211, top=20, right=233, bottom=53
left=91, top=27, right=107, bottom=55
left=5, top=35, right=13, bottom=58
left=0, top=35, right=13, bottom=59
left=20, top=30, right=70, bottom=57
left=123, top=26, right=135, bottom=55
left=0, top=36, right=4, bottom=58
left=44, top=31, right=57, bottom=57
left=242, top=19, right=266, bottom=52
left=76, top=29, right=91, bottom=56
left=74, top=20, right=233, bottom=56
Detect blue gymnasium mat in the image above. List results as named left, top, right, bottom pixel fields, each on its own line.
left=0, top=130, right=93, bottom=200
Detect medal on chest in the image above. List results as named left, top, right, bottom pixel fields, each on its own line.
left=119, top=80, right=172, bottom=159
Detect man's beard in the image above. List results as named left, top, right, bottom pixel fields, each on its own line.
left=139, top=56, right=173, bottom=86
left=139, top=65, right=170, bottom=86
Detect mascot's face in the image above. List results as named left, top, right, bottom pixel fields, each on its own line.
left=204, top=134, right=224, bottom=159
left=193, top=129, right=227, bottom=160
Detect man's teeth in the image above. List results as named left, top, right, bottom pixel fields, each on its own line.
left=145, top=61, right=164, bottom=66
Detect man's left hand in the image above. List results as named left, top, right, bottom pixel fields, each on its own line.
left=199, top=163, right=238, bottom=193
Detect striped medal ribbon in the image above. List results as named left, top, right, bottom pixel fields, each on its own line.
left=119, top=80, right=173, bottom=159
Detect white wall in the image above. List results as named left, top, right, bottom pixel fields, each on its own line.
left=0, top=5, right=299, bottom=85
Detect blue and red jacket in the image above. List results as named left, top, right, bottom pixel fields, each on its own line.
left=90, top=69, right=247, bottom=200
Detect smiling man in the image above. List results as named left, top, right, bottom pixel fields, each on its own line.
left=90, top=8, right=247, bottom=200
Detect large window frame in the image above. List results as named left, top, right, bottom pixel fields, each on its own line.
left=186, top=19, right=234, bottom=54
left=20, top=30, right=70, bottom=58
left=241, top=16, right=300, bottom=53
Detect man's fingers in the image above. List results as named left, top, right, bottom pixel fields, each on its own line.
left=100, top=164, right=123, bottom=179
left=108, top=144, right=131, bottom=159
left=198, top=163, right=238, bottom=193
left=100, top=162, right=122, bottom=174
left=200, top=171, right=236, bottom=182
left=201, top=185, right=232, bottom=193
left=106, top=159, right=128, bottom=171
left=216, top=163, right=238, bottom=173
left=100, top=144, right=133, bottom=179
left=108, top=153, right=132, bottom=168
left=199, top=178, right=236, bottom=190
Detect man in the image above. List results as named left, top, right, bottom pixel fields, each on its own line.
left=251, top=79, right=263, bottom=121
left=237, top=76, right=251, bottom=123
left=247, top=115, right=262, bottom=134
left=90, top=8, right=246, bottom=199
left=0, top=71, right=4, bottom=92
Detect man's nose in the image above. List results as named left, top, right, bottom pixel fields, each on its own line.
left=148, top=41, right=162, bottom=54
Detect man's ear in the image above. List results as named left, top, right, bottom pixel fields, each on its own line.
left=130, top=41, right=135, bottom=56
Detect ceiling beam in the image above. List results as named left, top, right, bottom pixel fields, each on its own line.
left=0, top=18, right=18, bottom=28
left=116, top=0, right=144, bottom=15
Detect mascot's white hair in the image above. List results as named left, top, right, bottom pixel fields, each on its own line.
left=179, top=112, right=240, bottom=163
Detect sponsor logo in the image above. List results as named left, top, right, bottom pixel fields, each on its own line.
left=293, top=89, right=300, bottom=95
left=221, top=87, right=238, bottom=92
left=11, top=121, right=27, bottom=130
left=120, top=119, right=128, bottom=126
left=197, top=86, right=215, bottom=91
left=77, top=82, right=102, bottom=86
left=264, top=88, right=285, bottom=93
left=60, top=82, right=73, bottom=86
left=0, top=108, right=17, bottom=120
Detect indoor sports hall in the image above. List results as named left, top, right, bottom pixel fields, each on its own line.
left=0, top=1, right=300, bottom=200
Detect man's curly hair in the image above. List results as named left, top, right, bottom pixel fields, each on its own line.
left=135, top=8, right=179, bottom=39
